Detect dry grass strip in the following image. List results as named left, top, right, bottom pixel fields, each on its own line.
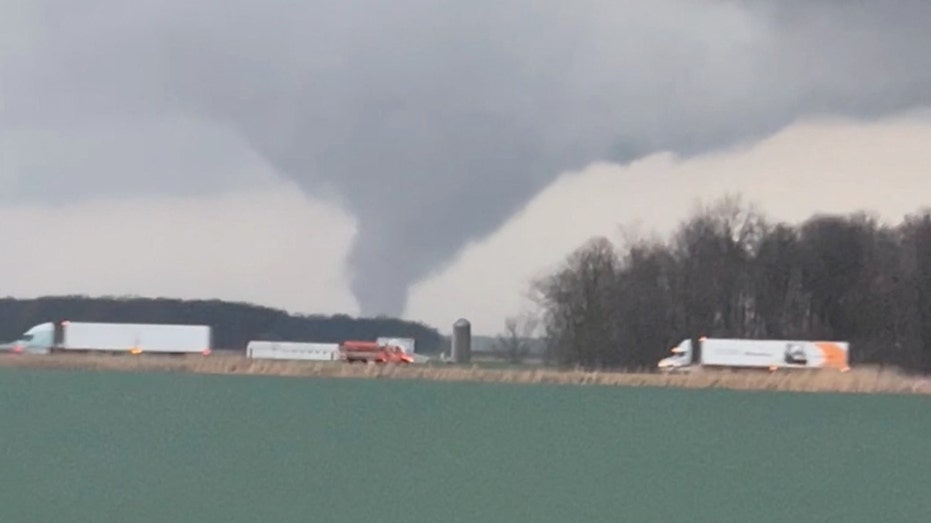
left=1, top=353, right=929, bottom=395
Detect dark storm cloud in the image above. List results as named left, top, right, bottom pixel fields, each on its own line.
left=1, top=0, right=929, bottom=315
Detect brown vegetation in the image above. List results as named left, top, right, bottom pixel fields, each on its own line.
left=0, top=353, right=928, bottom=395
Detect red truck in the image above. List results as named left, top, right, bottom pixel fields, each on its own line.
left=339, top=340, right=414, bottom=364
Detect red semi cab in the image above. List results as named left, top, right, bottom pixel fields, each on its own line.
left=339, top=340, right=414, bottom=364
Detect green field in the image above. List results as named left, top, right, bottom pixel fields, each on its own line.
left=0, top=367, right=928, bottom=522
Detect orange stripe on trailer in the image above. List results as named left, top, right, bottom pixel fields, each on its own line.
left=815, top=342, right=848, bottom=369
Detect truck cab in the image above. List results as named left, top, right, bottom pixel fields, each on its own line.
left=9, top=322, right=55, bottom=354
left=657, top=339, right=694, bottom=372
left=656, top=338, right=705, bottom=372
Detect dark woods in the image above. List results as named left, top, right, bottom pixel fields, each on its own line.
left=0, top=296, right=445, bottom=353
left=533, top=196, right=931, bottom=373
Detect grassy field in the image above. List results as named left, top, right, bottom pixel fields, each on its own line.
left=0, top=352, right=929, bottom=395
left=0, top=366, right=928, bottom=522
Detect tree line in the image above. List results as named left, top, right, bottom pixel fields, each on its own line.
left=531, top=195, right=931, bottom=373
left=0, top=296, right=445, bottom=353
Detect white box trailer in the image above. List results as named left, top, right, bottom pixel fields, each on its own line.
left=10, top=321, right=212, bottom=355
left=246, top=341, right=340, bottom=361
left=657, top=337, right=850, bottom=372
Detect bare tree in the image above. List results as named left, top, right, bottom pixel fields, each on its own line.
left=614, top=238, right=680, bottom=368
left=532, top=236, right=620, bottom=369
left=671, top=194, right=768, bottom=338
left=492, top=313, right=540, bottom=364
left=751, top=224, right=806, bottom=338
left=900, top=211, right=931, bottom=371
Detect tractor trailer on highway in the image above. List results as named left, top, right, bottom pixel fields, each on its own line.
left=657, top=337, right=850, bottom=373
left=9, top=321, right=213, bottom=356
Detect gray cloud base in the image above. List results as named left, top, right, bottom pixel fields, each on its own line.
left=2, top=0, right=929, bottom=316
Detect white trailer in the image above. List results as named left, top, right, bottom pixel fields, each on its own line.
left=10, top=320, right=213, bottom=356
left=657, top=337, right=850, bottom=373
left=246, top=341, right=340, bottom=361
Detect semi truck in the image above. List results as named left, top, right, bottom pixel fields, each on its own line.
left=657, top=337, right=850, bottom=373
left=9, top=320, right=213, bottom=356
left=246, top=340, right=340, bottom=361
left=339, top=340, right=414, bottom=364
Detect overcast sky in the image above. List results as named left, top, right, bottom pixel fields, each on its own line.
left=1, top=1, right=930, bottom=335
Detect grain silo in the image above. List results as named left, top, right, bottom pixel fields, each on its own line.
left=451, top=318, right=472, bottom=364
